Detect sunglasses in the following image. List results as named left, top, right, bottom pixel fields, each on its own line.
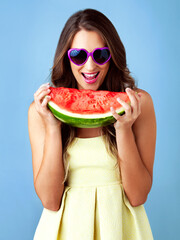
left=67, top=47, right=111, bottom=66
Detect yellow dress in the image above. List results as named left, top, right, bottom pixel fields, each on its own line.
left=34, top=136, right=153, bottom=240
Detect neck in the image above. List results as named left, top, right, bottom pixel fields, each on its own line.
left=76, top=127, right=103, bottom=138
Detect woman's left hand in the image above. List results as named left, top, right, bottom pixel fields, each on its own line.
left=110, top=88, right=142, bottom=131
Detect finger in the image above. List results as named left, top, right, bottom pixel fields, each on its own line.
left=36, top=82, right=50, bottom=92
left=126, top=88, right=138, bottom=106
left=135, top=92, right=142, bottom=115
left=116, top=97, right=132, bottom=117
left=35, top=88, right=51, bottom=105
left=125, top=88, right=139, bottom=116
left=34, top=86, right=50, bottom=100
left=110, top=107, right=123, bottom=121
left=34, top=83, right=50, bottom=97
left=41, top=95, right=51, bottom=107
left=133, top=91, right=142, bottom=115
left=40, top=82, right=50, bottom=88
left=134, top=91, right=142, bottom=103
left=136, top=91, right=142, bottom=99
left=34, top=90, right=51, bottom=115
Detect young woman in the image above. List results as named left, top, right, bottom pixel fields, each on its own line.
left=28, top=8, right=156, bottom=240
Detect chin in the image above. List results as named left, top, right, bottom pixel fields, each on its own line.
left=78, top=79, right=104, bottom=91
left=78, top=83, right=101, bottom=91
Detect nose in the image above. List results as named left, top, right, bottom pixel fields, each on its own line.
left=84, top=56, right=96, bottom=70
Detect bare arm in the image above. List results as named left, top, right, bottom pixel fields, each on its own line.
left=111, top=88, right=156, bottom=207
left=28, top=83, right=65, bottom=211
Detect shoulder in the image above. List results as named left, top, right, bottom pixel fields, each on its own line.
left=28, top=101, right=35, bottom=116
left=28, top=101, right=42, bottom=122
left=134, top=88, right=155, bottom=117
left=28, top=101, right=45, bottom=132
left=133, top=88, right=156, bottom=133
left=135, top=88, right=154, bottom=106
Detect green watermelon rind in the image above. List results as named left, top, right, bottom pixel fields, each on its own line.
left=47, top=101, right=125, bottom=128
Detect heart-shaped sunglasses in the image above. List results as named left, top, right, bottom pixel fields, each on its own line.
left=67, top=47, right=111, bottom=66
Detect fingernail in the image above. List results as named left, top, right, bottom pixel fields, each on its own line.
left=126, top=88, right=131, bottom=92
left=45, top=95, right=51, bottom=99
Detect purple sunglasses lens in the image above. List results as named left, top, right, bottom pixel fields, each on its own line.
left=93, top=49, right=110, bottom=64
left=68, top=48, right=111, bottom=65
left=69, top=49, right=87, bottom=65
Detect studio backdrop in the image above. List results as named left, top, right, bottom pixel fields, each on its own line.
left=0, top=0, right=179, bottom=239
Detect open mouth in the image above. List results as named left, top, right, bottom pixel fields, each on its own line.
left=82, top=72, right=100, bottom=84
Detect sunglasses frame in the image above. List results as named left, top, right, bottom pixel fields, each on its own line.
left=67, top=47, right=111, bottom=66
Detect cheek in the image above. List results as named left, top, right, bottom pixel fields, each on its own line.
left=70, top=63, right=81, bottom=76
left=101, top=63, right=110, bottom=76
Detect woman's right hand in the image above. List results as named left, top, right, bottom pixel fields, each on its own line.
left=34, top=83, right=61, bottom=129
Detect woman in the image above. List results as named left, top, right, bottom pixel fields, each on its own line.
left=28, top=8, right=156, bottom=240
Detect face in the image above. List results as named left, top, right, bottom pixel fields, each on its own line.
left=69, top=29, right=110, bottom=90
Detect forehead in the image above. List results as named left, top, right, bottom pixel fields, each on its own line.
left=70, top=29, right=106, bottom=50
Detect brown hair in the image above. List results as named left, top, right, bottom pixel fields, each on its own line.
left=50, top=9, right=137, bottom=183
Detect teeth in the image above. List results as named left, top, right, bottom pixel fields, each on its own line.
left=84, top=73, right=97, bottom=78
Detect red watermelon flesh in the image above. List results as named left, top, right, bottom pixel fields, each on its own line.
left=47, top=87, right=130, bottom=128
left=49, top=87, right=129, bottom=114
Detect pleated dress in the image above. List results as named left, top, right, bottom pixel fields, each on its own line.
left=34, top=135, right=153, bottom=240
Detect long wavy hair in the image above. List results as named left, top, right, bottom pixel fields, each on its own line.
left=50, top=9, right=137, bottom=183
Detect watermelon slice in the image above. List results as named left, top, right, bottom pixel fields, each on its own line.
left=47, top=87, right=130, bottom=128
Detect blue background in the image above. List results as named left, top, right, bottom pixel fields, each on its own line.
left=0, top=0, right=179, bottom=239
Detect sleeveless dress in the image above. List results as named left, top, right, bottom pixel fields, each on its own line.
left=34, top=136, right=153, bottom=240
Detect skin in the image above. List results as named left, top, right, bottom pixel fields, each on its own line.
left=111, top=88, right=156, bottom=206
left=69, top=30, right=110, bottom=91
left=28, top=29, right=156, bottom=210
